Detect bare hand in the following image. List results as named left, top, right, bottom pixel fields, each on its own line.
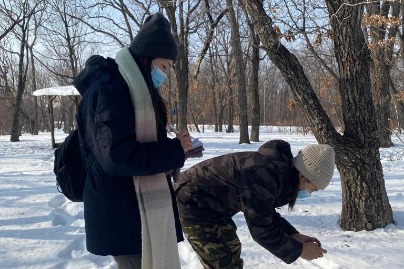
left=292, top=233, right=322, bottom=246
left=300, top=242, right=327, bottom=260
left=176, top=130, right=192, bottom=153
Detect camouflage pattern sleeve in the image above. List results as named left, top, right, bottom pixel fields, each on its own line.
left=277, top=217, right=299, bottom=235
left=238, top=166, right=303, bottom=264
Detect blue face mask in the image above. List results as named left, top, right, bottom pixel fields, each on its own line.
left=297, top=190, right=311, bottom=199
left=151, top=61, right=167, bottom=88
left=297, top=180, right=311, bottom=199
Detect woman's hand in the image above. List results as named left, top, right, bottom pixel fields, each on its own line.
left=300, top=242, right=327, bottom=260
left=292, top=233, right=321, bottom=246
left=292, top=233, right=327, bottom=260
left=176, top=130, right=192, bottom=153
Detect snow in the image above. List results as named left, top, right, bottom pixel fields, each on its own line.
left=32, top=85, right=80, bottom=96
left=0, top=127, right=403, bottom=269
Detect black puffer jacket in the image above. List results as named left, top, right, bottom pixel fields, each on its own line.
left=175, top=140, right=303, bottom=264
left=74, top=55, right=185, bottom=256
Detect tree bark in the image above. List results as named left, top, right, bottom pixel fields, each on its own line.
left=366, top=1, right=398, bottom=147
left=370, top=55, right=393, bottom=147
left=10, top=20, right=28, bottom=142
left=225, top=0, right=249, bottom=144
left=389, top=77, right=404, bottom=131
left=401, top=0, right=404, bottom=63
left=161, top=1, right=191, bottom=131
left=226, top=81, right=234, bottom=133
left=338, top=141, right=392, bottom=231
left=241, top=0, right=393, bottom=231
left=245, top=9, right=260, bottom=142
left=29, top=45, right=38, bottom=135
left=209, top=51, right=219, bottom=133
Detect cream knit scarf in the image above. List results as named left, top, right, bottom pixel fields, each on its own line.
left=115, top=47, right=181, bottom=269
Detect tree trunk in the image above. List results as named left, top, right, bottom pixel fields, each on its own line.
left=161, top=2, right=190, bottom=131
left=65, top=103, right=74, bottom=133
left=324, top=0, right=393, bottom=230
left=245, top=10, right=260, bottom=142
left=10, top=24, right=27, bottom=142
left=40, top=98, right=48, bottom=131
left=370, top=56, right=393, bottom=147
left=226, top=82, right=234, bottom=133
left=33, top=96, right=39, bottom=135
left=225, top=0, right=249, bottom=144
left=218, top=107, right=224, bottom=132
left=242, top=0, right=393, bottom=231
left=209, top=51, right=219, bottom=133
left=175, top=48, right=189, bottom=131
left=48, top=96, right=56, bottom=148
left=367, top=2, right=398, bottom=147
left=189, top=107, right=201, bottom=133
left=338, top=141, right=392, bottom=230
left=389, top=77, right=404, bottom=131
left=29, top=46, right=39, bottom=135
left=213, top=90, right=219, bottom=133
left=401, top=0, right=404, bottom=63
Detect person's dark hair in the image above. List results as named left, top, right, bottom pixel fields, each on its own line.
left=132, top=54, right=168, bottom=132
left=288, top=166, right=300, bottom=210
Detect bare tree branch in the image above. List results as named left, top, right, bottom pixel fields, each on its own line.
left=193, top=1, right=228, bottom=80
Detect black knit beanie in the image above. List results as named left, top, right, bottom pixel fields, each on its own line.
left=129, top=13, right=178, bottom=61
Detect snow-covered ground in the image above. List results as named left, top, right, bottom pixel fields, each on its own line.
left=0, top=127, right=403, bottom=269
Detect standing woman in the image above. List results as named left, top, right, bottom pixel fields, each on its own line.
left=175, top=139, right=335, bottom=268
left=74, top=13, right=191, bottom=269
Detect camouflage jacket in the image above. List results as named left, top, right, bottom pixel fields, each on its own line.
left=175, top=139, right=303, bottom=264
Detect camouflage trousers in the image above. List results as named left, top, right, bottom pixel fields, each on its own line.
left=182, top=219, right=244, bottom=269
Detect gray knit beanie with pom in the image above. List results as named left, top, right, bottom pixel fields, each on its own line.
left=292, top=144, right=335, bottom=190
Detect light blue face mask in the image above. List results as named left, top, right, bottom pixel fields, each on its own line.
left=297, top=180, right=311, bottom=199
left=297, top=189, right=311, bottom=199
left=151, top=61, right=167, bottom=88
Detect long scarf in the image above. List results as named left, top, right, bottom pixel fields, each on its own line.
left=115, top=47, right=181, bottom=269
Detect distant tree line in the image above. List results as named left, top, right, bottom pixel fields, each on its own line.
left=0, top=0, right=352, bottom=141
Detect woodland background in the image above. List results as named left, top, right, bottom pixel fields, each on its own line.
left=2, top=0, right=394, bottom=140
left=1, top=0, right=404, bottom=232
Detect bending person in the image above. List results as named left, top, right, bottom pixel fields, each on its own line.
left=175, top=139, right=335, bottom=268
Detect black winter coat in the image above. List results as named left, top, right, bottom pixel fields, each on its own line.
left=74, top=55, right=185, bottom=256
left=175, top=140, right=303, bottom=264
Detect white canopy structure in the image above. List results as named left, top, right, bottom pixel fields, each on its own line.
left=33, top=85, right=80, bottom=148
left=32, top=85, right=80, bottom=97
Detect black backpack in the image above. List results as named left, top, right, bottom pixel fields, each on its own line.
left=53, top=129, right=93, bottom=202
left=53, top=55, right=115, bottom=201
